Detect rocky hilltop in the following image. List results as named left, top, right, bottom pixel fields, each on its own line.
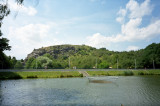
left=26, top=44, right=96, bottom=60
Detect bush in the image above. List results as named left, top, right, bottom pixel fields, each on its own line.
left=60, top=74, right=64, bottom=78
left=11, top=75, right=22, bottom=79
left=66, top=74, right=73, bottom=77
left=138, top=72, right=145, bottom=75
left=124, top=71, right=134, bottom=76
left=98, top=62, right=109, bottom=69
left=79, top=74, right=83, bottom=77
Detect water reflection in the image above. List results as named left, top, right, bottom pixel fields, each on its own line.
left=0, top=76, right=160, bottom=106
left=88, top=76, right=118, bottom=83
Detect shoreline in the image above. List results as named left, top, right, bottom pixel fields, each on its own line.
left=87, top=69, right=160, bottom=76
left=0, top=69, right=160, bottom=80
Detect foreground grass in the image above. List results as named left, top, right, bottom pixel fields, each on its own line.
left=87, top=69, right=160, bottom=76
left=0, top=71, right=83, bottom=79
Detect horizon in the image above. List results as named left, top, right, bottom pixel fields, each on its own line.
left=2, top=0, right=160, bottom=59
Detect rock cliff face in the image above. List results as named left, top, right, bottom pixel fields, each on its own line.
left=25, top=44, right=95, bottom=60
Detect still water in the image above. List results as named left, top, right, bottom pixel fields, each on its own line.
left=0, top=76, right=160, bottom=106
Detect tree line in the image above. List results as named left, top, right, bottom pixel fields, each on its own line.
left=1, top=43, right=159, bottom=69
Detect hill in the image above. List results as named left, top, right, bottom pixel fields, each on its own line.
left=26, top=44, right=96, bottom=60
left=25, top=43, right=160, bottom=69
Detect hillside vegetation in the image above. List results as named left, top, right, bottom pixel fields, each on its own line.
left=23, top=43, right=160, bottom=69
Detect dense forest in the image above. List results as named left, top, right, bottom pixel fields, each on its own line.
left=1, top=43, right=157, bottom=69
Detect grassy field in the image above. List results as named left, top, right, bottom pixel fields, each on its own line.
left=0, top=71, right=83, bottom=79
left=87, top=69, right=160, bottom=76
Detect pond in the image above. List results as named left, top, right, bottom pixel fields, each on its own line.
left=0, top=76, right=160, bottom=106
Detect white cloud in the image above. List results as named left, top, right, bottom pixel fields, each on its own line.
left=7, top=23, right=63, bottom=59
left=123, top=19, right=160, bottom=41
left=55, top=31, right=59, bottom=34
left=127, top=46, right=139, bottom=51
left=116, top=8, right=126, bottom=24
left=116, top=0, right=152, bottom=23
left=8, top=0, right=37, bottom=16
left=86, top=33, right=110, bottom=48
left=9, top=24, right=50, bottom=44
left=118, top=8, right=126, bottom=17
left=86, top=0, right=160, bottom=48
left=86, top=33, right=125, bottom=48
left=126, top=0, right=152, bottom=19
left=116, top=17, right=124, bottom=24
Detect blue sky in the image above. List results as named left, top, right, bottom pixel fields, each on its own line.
left=2, top=0, right=160, bottom=59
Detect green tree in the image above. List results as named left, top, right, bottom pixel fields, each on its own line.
left=14, top=61, right=23, bottom=69
left=0, top=52, right=11, bottom=69
left=37, top=56, right=53, bottom=69
left=43, top=53, right=54, bottom=60
left=10, top=57, right=17, bottom=68
left=98, top=62, right=109, bottom=69
left=52, top=61, right=63, bottom=69
left=25, top=57, right=35, bottom=69
left=0, top=31, right=11, bottom=52
left=0, top=0, right=23, bottom=69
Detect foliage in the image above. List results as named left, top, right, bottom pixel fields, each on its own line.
left=0, top=52, right=11, bottom=69
left=25, top=57, right=37, bottom=69
left=0, top=0, right=23, bottom=69
left=98, top=62, right=109, bottom=69
left=37, top=56, right=53, bottom=68
left=25, top=43, right=160, bottom=69
left=0, top=31, right=11, bottom=52
left=14, top=61, right=23, bottom=69
left=124, top=71, right=134, bottom=76
left=10, top=57, right=17, bottom=68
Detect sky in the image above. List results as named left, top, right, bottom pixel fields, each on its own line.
left=2, top=0, right=160, bottom=59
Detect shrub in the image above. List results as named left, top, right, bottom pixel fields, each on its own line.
left=60, top=74, right=64, bottom=78
left=138, top=72, right=145, bottom=75
left=12, top=75, right=22, bottom=79
left=79, top=74, right=83, bottom=77
left=66, top=74, right=73, bottom=77
left=124, top=71, right=134, bottom=76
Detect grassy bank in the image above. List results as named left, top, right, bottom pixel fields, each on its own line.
left=0, top=70, right=160, bottom=80
left=0, top=71, right=83, bottom=79
left=87, top=70, right=160, bottom=76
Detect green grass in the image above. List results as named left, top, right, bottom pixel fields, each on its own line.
left=0, top=71, right=82, bottom=79
left=0, top=70, right=160, bottom=79
left=87, top=69, right=160, bottom=76
left=133, top=69, right=160, bottom=75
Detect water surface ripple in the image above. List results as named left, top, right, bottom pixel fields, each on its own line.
left=0, top=76, right=160, bottom=106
